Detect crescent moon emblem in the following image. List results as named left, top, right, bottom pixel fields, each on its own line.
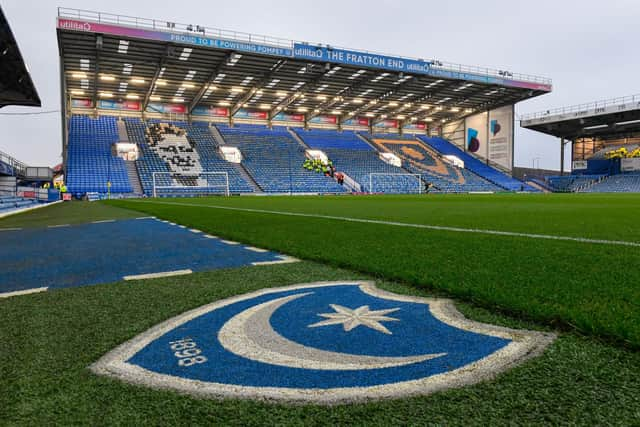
left=218, top=292, right=446, bottom=370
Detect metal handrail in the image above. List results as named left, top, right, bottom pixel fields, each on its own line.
left=57, top=7, right=552, bottom=86
left=0, top=150, right=27, bottom=175
left=520, top=94, right=640, bottom=121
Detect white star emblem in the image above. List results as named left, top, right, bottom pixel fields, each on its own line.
left=308, top=304, right=400, bottom=335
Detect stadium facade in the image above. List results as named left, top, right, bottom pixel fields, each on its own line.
left=57, top=8, right=554, bottom=197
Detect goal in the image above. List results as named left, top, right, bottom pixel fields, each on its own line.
left=367, top=173, right=425, bottom=194
left=152, top=172, right=230, bottom=197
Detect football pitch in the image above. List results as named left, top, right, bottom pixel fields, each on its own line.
left=1, top=195, right=639, bottom=425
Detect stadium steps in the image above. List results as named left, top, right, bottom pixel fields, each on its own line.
left=209, top=124, right=227, bottom=146
left=238, top=163, right=264, bottom=193
left=196, top=124, right=261, bottom=193
left=288, top=128, right=310, bottom=149
left=576, top=175, right=611, bottom=192
left=117, top=119, right=129, bottom=143
left=355, top=133, right=378, bottom=150
left=526, top=180, right=550, bottom=193
left=125, top=161, right=144, bottom=195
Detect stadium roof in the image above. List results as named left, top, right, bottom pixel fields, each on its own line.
left=521, top=94, right=640, bottom=140
left=57, top=8, right=552, bottom=126
left=0, top=6, right=41, bottom=108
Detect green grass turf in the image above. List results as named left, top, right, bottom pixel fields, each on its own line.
left=0, top=200, right=141, bottom=229
left=105, top=194, right=640, bottom=348
left=1, top=262, right=639, bottom=426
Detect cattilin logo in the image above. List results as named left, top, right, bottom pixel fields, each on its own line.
left=468, top=128, right=481, bottom=152
left=91, top=282, right=554, bottom=403
left=491, top=120, right=502, bottom=136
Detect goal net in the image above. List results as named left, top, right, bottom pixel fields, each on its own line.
left=366, top=173, right=426, bottom=194
left=152, top=172, right=230, bottom=197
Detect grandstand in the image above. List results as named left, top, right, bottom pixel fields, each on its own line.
left=522, top=93, right=640, bottom=193
left=55, top=8, right=552, bottom=198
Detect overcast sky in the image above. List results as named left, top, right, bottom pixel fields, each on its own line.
left=1, top=0, right=639, bottom=170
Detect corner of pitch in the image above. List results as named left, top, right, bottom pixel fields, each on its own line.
left=90, top=281, right=555, bottom=404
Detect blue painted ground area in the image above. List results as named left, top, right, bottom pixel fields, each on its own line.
left=0, top=218, right=287, bottom=295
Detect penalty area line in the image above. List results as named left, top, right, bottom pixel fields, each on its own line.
left=127, top=200, right=640, bottom=248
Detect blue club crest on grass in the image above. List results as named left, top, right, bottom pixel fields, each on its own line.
left=91, top=282, right=554, bottom=403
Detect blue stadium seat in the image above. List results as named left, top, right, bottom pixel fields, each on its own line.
left=0, top=195, right=41, bottom=213
left=546, top=175, right=605, bottom=192
left=124, top=119, right=255, bottom=195
left=580, top=174, right=640, bottom=193
left=415, top=136, right=536, bottom=192
left=66, top=115, right=132, bottom=197
left=366, top=135, right=503, bottom=193
left=215, top=124, right=345, bottom=194
left=294, top=129, right=373, bottom=151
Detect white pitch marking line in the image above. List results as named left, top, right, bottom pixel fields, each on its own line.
left=204, top=235, right=218, bottom=239
left=245, top=246, right=269, bottom=253
left=0, top=227, right=21, bottom=232
left=123, top=269, right=193, bottom=281
left=136, top=216, right=156, bottom=220
left=190, top=229, right=202, bottom=233
left=0, top=287, right=48, bottom=299
left=92, top=219, right=116, bottom=224
left=128, top=200, right=640, bottom=248
left=220, top=240, right=240, bottom=245
left=252, top=256, right=300, bottom=266
left=48, top=224, right=70, bottom=228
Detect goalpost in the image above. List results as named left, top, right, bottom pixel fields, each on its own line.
left=367, top=173, right=425, bottom=195
left=152, top=172, right=230, bottom=198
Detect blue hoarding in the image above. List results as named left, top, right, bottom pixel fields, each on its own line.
left=293, top=43, right=431, bottom=75
left=168, top=33, right=293, bottom=57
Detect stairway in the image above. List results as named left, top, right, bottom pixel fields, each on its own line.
left=355, top=132, right=379, bottom=150
left=125, top=161, right=143, bottom=195
left=236, top=163, right=264, bottom=193
left=117, top=120, right=129, bottom=142
left=209, top=125, right=227, bottom=146
left=526, top=180, right=550, bottom=193
left=288, top=128, right=309, bottom=149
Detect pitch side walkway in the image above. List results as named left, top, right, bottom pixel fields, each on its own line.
left=0, top=217, right=295, bottom=297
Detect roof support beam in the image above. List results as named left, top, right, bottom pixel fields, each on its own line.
left=271, top=92, right=304, bottom=120
left=348, top=76, right=416, bottom=126
left=268, top=64, right=332, bottom=120
left=92, top=35, right=102, bottom=108
left=305, top=96, right=343, bottom=122
left=406, top=83, right=489, bottom=124
left=142, top=45, right=173, bottom=113
left=307, top=74, right=372, bottom=123
left=188, top=52, right=233, bottom=115
left=229, top=59, right=287, bottom=117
